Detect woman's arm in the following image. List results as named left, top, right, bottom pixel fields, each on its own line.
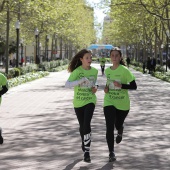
left=65, top=77, right=90, bottom=88
left=0, top=85, right=8, bottom=96
left=121, top=80, right=137, bottom=90
left=114, top=80, right=137, bottom=90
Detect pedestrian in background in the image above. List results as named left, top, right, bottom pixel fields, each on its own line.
left=99, top=55, right=106, bottom=76
left=150, top=57, right=156, bottom=72
left=147, top=57, right=151, bottom=74
left=65, top=49, right=98, bottom=163
left=126, top=56, right=130, bottom=68
left=0, top=73, right=8, bottom=144
left=143, top=60, right=146, bottom=74
left=103, top=47, right=137, bottom=162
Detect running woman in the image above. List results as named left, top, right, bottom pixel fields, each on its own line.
left=99, top=55, right=106, bottom=76
left=103, top=47, right=137, bottom=162
left=65, top=49, right=98, bottom=163
left=0, top=72, right=8, bottom=144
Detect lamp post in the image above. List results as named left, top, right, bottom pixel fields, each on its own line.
left=34, top=28, right=39, bottom=64
left=54, top=34, right=58, bottom=60
left=161, top=44, right=164, bottom=66
left=55, top=34, right=58, bottom=52
left=46, top=35, right=50, bottom=61
left=20, top=39, right=23, bottom=66
left=15, top=20, right=20, bottom=67
left=59, top=36, right=62, bottom=59
left=39, top=43, right=42, bottom=62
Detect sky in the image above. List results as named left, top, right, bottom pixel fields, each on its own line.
left=86, top=0, right=107, bottom=39
left=87, top=0, right=106, bottom=23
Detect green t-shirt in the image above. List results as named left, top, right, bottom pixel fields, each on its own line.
left=99, top=57, right=106, bottom=66
left=68, top=66, right=98, bottom=108
left=104, top=65, right=135, bottom=110
left=0, top=73, right=8, bottom=104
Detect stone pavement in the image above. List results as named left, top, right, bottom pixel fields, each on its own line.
left=0, top=63, right=170, bottom=170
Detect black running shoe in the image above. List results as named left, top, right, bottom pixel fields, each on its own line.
left=116, top=127, right=124, bottom=144
left=109, top=152, right=116, bottom=162
left=0, top=128, right=3, bottom=144
left=84, top=152, right=91, bottom=163
left=116, top=134, right=122, bottom=144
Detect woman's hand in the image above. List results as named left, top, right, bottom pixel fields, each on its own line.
left=104, top=85, right=109, bottom=93
left=79, top=77, right=90, bottom=84
left=92, top=86, right=98, bottom=93
left=113, top=81, right=122, bottom=88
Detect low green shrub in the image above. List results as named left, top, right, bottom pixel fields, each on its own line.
left=50, top=65, right=68, bottom=72
left=155, top=65, right=165, bottom=72
left=8, top=71, right=49, bottom=88
left=1, top=59, right=69, bottom=88
left=39, top=59, right=69, bottom=71
left=131, top=62, right=170, bottom=83
left=13, top=68, right=21, bottom=77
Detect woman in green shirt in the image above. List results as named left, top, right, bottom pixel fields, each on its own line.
left=0, top=73, right=8, bottom=144
left=103, top=47, right=137, bottom=162
left=65, top=49, right=98, bottom=163
left=99, top=55, right=106, bottom=76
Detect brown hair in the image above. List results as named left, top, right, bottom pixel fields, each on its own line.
left=68, top=49, right=90, bottom=72
left=110, top=47, right=126, bottom=66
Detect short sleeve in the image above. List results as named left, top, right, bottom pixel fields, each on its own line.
left=67, top=69, right=79, bottom=81
left=0, top=74, right=7, bottom=86
left=126, top=69, right=135, bottom=83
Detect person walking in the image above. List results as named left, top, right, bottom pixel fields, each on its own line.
left=126, top=56, right=130, bottom=68
left=99, top=55, right=106, bottom=76
left=65, top=49, right=98, bottom=163
left=150, top=57, right=156, bottom=72
left=143, top=60, right=146, bottom=74
left=0, top=73, right=8, bottom=144
left=103, top=47, right=137, bottom=162
left=147, top=57, right=151, bottom=74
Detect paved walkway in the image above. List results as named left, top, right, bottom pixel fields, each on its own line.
left=0, top=63, right=170, bottom=170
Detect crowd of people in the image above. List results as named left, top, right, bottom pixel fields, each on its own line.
left=145, top=57, right=157, bottom=74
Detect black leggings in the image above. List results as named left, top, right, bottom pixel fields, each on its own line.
left=74, top=103, right=95, bottom=152
left=100, top=65, right=105, bottom=73
left=104, top=105, right=129, bottom=152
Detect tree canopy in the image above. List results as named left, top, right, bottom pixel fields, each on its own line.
left=0, top=0, right=96, bottom=50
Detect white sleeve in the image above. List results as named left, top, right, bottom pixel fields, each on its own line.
left=65, top=77, right=90, bottom=88
left=65, top=80, right=80, bottom=88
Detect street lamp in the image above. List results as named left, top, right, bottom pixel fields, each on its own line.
left=39, top=42, right=42, bottom=62
left=160, top=44, right=164, bottom=66
left=46, top=35, right=50, bottom=61
left=15, top=20, right=20, bottom=67
left=20, top=38, right=23, bottom=66
left=34, top=28, right=39, bottom=64
left=54, top=34, right=58, bottom=60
